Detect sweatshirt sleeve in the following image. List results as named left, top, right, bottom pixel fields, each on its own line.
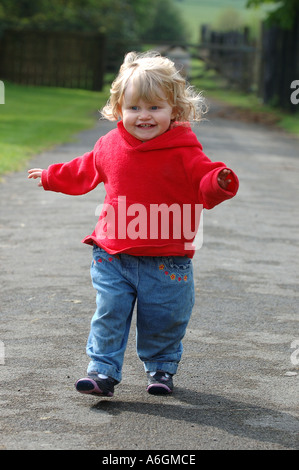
left=41, top=139, right=103, bottom=195
left=199, top=165, right=239, bottom=209
left=185, top=148, right=239, bottom=210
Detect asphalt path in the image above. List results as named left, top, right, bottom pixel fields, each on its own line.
left=0, top=103, right=298, bottom=450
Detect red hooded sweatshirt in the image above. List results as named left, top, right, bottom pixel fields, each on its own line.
left=41, top=121, right=239, bottom=257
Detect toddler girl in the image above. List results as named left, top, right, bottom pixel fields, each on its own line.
left=28, top=51, right=239, bottom=396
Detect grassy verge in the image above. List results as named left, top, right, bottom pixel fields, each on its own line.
left=191, top=62, right=299, bottom=136
left=0, top=82, right=109, bottom=175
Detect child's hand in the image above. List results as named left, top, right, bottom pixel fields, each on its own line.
left=28, top=168, right=43, bottom=187
left=217, top=168, right=232, bottom=190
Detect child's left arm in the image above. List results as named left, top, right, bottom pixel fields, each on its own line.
left=186, top=148, right=239, bottom=209
left=199, top=164, right=239, bottom=209
left=217, top=168, right=232, bottom=190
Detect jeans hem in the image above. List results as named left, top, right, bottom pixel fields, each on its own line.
left=143, top=361, right=179, bottom=376
left=87, top=361, right=122, bottom=383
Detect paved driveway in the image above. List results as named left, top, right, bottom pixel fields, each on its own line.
left=0, top=105, right=298, bottom=450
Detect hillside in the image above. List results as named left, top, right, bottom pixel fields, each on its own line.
left=175, top=0, right=269, bottom=42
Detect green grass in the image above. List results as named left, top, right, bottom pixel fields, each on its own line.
left=0, top=82, right=109, bottom=175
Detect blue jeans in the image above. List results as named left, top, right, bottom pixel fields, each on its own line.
left=86, top=245, right=195, bottom=382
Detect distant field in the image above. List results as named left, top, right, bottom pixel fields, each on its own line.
left=175, top=0, right=270, bottom=42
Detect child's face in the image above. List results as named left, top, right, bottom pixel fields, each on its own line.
left=120, top=80, right=176, bottom=141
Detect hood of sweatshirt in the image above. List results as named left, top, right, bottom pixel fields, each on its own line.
left=117, top=120, right=203, bottom=152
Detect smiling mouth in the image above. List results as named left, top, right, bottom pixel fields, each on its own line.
left=137, top=124, right=155, bottom=128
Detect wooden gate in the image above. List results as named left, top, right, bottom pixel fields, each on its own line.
left=199, top=26, right=257, bottom=92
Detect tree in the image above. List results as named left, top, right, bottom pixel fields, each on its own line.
left=0, top=0, right=188, bottom=41
left=0, top=0, right=189, bottom=71
left=246, top=0, right=299, bottom=29
left=140, top=0, right=189, bottom=42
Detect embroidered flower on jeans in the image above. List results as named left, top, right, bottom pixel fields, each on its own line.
left=159, top=262, right=188, bottom=282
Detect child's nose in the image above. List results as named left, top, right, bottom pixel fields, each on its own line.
left=139, top=109, right=151, bottom=119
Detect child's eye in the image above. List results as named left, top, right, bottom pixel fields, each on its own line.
left=151, top=106, right=158, bottom=110
left=131, top=106, right=139, bottom=111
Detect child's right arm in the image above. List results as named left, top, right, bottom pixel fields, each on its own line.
left=28, top=168, right=43, bottom=186
left=28, top=144, right=103, bottom=195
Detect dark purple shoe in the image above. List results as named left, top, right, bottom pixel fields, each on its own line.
left=75, top=373, right=117, bottom=397
left=147, top=371, right=173, bottom=395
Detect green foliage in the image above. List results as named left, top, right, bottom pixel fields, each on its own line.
left=0, top=0, right=189, bottom=42
left=141, top=0, right=189, bottom=42
left=246, top=0, right=299, bottom=29
left=214, top=8, right=244, bottom=32
left=175, top=0, right=268, bottom=42
left=0, top=0, right=190, bottom=71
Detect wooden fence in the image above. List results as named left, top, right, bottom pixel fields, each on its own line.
left=0, top=29, right=106, bottom=90
left=259, top=21, right=299, bottom=111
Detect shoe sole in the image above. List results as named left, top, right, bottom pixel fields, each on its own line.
left=147, top=384, right=173, bottom=395
left=75, top=378, right=113, bottom=397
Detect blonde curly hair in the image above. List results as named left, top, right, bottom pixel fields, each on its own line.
left=101, top=51, right=206, bottom=123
